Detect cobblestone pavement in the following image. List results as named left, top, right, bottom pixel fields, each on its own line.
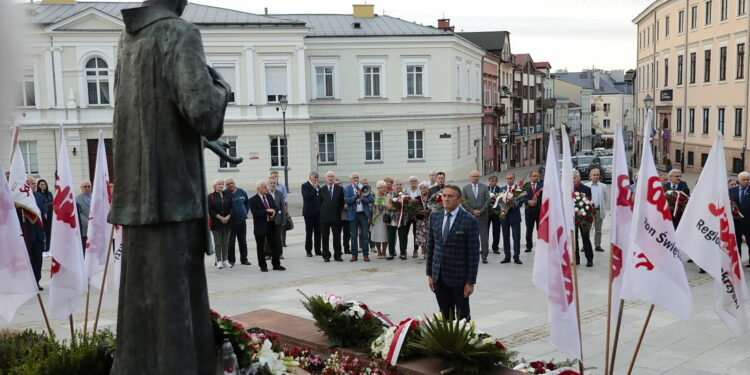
left=4, top=166, right=746, bottom=374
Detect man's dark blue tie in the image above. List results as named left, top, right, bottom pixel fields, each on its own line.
left=741, top=188, right=745, bottom=204
left=443, top=212, right=452, bottom=243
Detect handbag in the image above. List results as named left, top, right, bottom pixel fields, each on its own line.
left=285, top=215, right=294, bottom=231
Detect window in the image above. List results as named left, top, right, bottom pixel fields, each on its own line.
left=719, top=107, right=726, bottom=134
left=690, top=52, right=697, bottom=83
left=456, top=126, right=461, bottom=157
left=733, top=157, right=744, bottom=173
left=407, top=130, right=424, bottom=160
left=679, top=10, right=685, bottom=33
left=315, top=66, right=334, bottom=98
left=270, top=136, right=287, bottom=168
left=655, top=61, right=659, bottom=87
left=318, top=133, right=335, bottom=164
left=364, top=66, right=381, bottom=97
left=689, top=108, right=696, bottom=133
left=655, top=22, right=659, bottom=41
left=604, top=103, right=611, bottom=112
left=85, top=57, right=109, bottom=105
left=737, top=43, right=745, bottom=79
left=721, top=0, right=729, bottom=20
left=735, top=107, right=744, bottom=136
left=676, top=149, right=683, bottom=164
left=704, top=50, right=711, bottom=82
left=212, top=64, right=236, bottom=103
left=604, top=119, right=611, bottom=128
left=703, top=108, right=710, bottom=134
left=664, top=58, right=669, bottom=86
left=665, top=16, right=670, bottom=37
left=699, top=153, right=709, bottom=167
left=676, top=108, right=683, bottom=132
left=691, top=5, right=698, bottom=29
left=720, top=46, right=728, bottom=80
left=706, top=1, right=713, bottom=25
left=16, top=72, right=35, bottom=107
left=688, top=151, right=695, bottom=166
left=740, top=0, right=747, bottom=16
left=466, top=125, right=471, bottom=155
left=456, top=63, right=461, bottom=97
left=17, top=141, right=38, bottom=174
left=219, top=137, right=238, bottom=169
left=406, top=65, right=424, bottom=96
left=677, top=55, right=684, bottom=85
left=265, top=65, right=287, bottom=103
left=364, top=131, right=382, bottom=162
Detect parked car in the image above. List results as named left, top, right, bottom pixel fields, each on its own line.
left=593, top=147, right=612, bottom=156
left=589, top=156, right=613, bottom=183
left=573, top=155, right=596, bottom=179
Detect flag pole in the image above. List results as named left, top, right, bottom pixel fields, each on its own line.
left=604, top=243, right=615, bottom=375
left=626, top=304, right=655, bottom=375
left=609, top=301, right=625, bottom=375
left=93, top=225, right=115, bottom=333
left=68, top=314, right=75, bottom=342
left=36, top=294, right=54, bottom=338
left=83, top=285, right=90, bottom=338
left=569, top=229, right=585, bottom=375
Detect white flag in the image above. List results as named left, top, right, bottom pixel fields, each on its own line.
left=84, top=131, right=112, bottom=290
left=609, top=121, right=633, bottom=316
left=533, top=129, right=582, bottom=360
left=621, top=110, right=693, bottom=320
left=111, top=225, right=123, bottom=293
left=8, top=144, right=41, bottom=222
left=560, top=126, right=575, bottom=234
left=676, top=134, right=749, bottom=335
left=0, top=161, right=39, bottom=322
left=49, top=125, right=86, bottom=321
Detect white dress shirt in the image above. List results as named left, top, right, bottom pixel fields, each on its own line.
left=442, top=206, right=460, bottom=233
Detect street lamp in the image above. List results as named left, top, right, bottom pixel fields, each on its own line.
left=634, top=94, right=654, bottom=167
left=279, top=96, right=289, bottom=192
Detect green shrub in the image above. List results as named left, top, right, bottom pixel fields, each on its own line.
left=7, top=329, right=116, bottom=375
left=0, top=329, right=50, bottom=372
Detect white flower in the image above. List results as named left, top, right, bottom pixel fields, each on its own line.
left=257, top=339, right=287, bottom=375
left=577, top=201, right=584, bottom=207
left=585, top=205, right=590, bottom=210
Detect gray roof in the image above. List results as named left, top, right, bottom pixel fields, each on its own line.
left=23, top=1, right=304, bottom=27
left=271, top=14, right=448, bottom=37
left=553, top=71, right=630, bottom=95
left=456, top=31, right=509, bottom=53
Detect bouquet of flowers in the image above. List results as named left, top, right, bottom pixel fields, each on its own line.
left=573, top=192, right=595, bottom=231
left=427, top=192, right=443, bottom=211
left=387, top=193, right=419, bottom=225
left=211, top=310, right=297, bottom=375
left=664, top=190, right=689, bottom=219
left=370, top=318, right=423, bottom=365
left=732, top=200, right=745, bottom=220
left=282, top=346, right=325, bottom=374
left=320, top=352, right=397, bottom=375
left=513, top=361, right=584, bottom=375
left=408, top=314, right=518, bottom=374
left=490, top=180, right=530, bottom=219
left=299, top=291, right=390, bottom=349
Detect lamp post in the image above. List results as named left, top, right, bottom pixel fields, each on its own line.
left=635, top=94, right=654, bottom=168
left=279, top=96, right=289, bottom=192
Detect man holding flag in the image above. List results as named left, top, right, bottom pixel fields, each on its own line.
left=676, top=135, right=749, bottom=336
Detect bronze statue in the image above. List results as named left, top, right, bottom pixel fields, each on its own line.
left=108, top=0, right=238, bottom=373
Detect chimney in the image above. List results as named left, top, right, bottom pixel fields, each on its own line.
left=437, top=18, right=454, bottom=32
left=264, top=7, right=268, bottom=15
left=42, top=0, right=76, bottom=3
left=592, top=70, right=600, bottom=91
left=353, top=4, right=374, bottom=18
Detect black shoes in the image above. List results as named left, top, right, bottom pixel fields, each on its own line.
left=586, top=260, right=593, bottom=267
left=524, top=248, right=532, bottom=253
left=595, top=247, right=605, bottom=252
left=334, top=258, right=343, bottom=262
left=514, top=259, right=523, bottom=265
left=241, top=260, right=252, bottom=265
left=492, top=249, right=500, bottom=254
left=273, top=266, right=286, bottom=271
left=500, top=258, right=511, bottom=264
left=306, top=252, right=313, bottom=257
left=260, top=267, right=268, bottom=272
left=323, top=258, right=331, bottom=262
left=482, top=258, right=488, bottom=264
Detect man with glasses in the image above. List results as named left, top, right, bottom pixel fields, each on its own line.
left=662, top=169, right=690, bottom=229
left=225, top=178, right=251, bottom=266
left=730, top=171, right=750, bottom=268
left=76, top=180, right=93, bottom=252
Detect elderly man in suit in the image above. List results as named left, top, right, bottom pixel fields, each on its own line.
left=487, top=176, right=502, bottom=254
left=426, top=184, right=480, bottom=320
left=573, top=170, right=594, bottom=267
left=524, top=170, right=543, bottom=253
left=499, top=172, right=526, bottom=265
left=585, top=168, right=608, bottom=253
left=462, top=170, right=491, bottom=263
left=344, top=172, right=374, bottom=262
left=319, top=171, right=345, bottom=262
left=249, top=180, right=285, bottom=272
left=663, top=168, right=690, bottom=229
left=730, top=171, right=750, bottom=267
left=301, top=171, right=321, bottom=257
left=76, top=180, right=92, bottom=253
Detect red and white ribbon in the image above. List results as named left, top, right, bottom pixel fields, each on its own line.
left=385, top=319, right=415, bottom=365
left=397, top=196, right=405, bottom=227
left=371, top=310, right=395, bottom=327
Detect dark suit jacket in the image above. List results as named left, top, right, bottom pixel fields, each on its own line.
left=428, top=185, right=445, bottom=198
left=249, top=193, right=281, bottom=236
left=729, top=186, right=750, bottom=230
left=663, top=181, right=690, bottom=195
left=301, top=181, right=321, bottom=217
left=524, top=181, right=544, bottom=216
left=318, top=184, right=345, bottom=224
left=574, top=183, right=592, bottom=199
left=498, top=185, right=526, bottom=224
left=426, top=208, right=480, bottom=287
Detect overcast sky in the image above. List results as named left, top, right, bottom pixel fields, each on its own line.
left=103, top=0, right=655, bottom=72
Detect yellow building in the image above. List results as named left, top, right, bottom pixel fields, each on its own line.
left=634, top=0, right=750, bottom=173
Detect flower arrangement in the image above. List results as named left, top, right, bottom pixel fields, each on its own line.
left=370, top=318, right=423, bottom=364
left=299, top=291, right=389, bottom=349
left=320, top=352, right=397, bottom=375
left=664, top=190, right=689, bottom=219
left=490, top=180, right=529, bottom=219
left=408, top=314, right=518, bottom=374
left=387, top=192, right=421, bottom=225
left=427, top=192, right=444, bottom=211
left=211, top=310, right=297, bottom=375
left=513, top=358, right=583, bottom=374
left=282, top=346, right=325, bottom=374
left=732, top=200, right=745, bottom=220
left=572, top=192, right=595, bottom=231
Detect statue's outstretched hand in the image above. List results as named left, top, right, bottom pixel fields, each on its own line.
left=203, top=138, right=243, bottom=165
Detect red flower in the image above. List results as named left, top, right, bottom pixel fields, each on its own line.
left=558, top=371, right=579, bottom=375
left=364, top=312, right=373, bottom=319
left=241, top=332, right=252, bottom=341
left=495, top=341, right=505, bottom=350
left=210, top=310, right=220, bottom=319
left=546, top=362, right=557, bottom=370
left=535, top=368, right=547, bottom=374
left=530, top=361, right=545, bottom=369
left=233, top=322, right=245, bottom=330
left=359, top=303, right=369, bottom=310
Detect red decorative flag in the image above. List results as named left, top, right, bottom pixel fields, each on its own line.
left=532, top=128, right=581, bottom=360
left=84, top=130, right=112, bottom=290
left=609, top=121, right=632, bottom=316
left=49, top=125, right=86, bottom=321
left=8, top=129, right=41, bottom=223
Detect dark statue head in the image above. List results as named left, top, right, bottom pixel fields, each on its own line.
left=143, top=0, right=187, bottom=16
